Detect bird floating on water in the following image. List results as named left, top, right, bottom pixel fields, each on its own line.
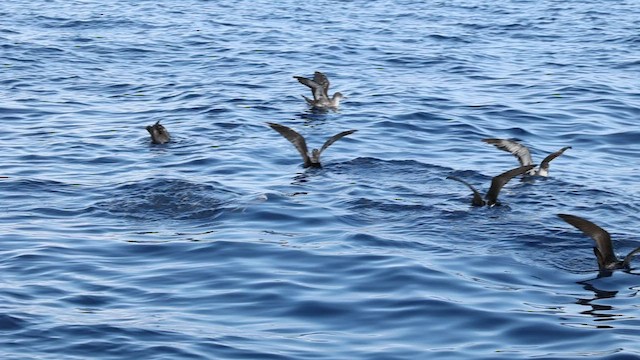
left=558, top=214, right=640, bottom=271
left=267, top=122, right=356, bottom=168
left=482, top=138, right=571, bottom=177
left=146, top=121, right=170, bottom=144
left=447, top=165, right=535, bottom=207
left=293, top=71, right=344, bottom=109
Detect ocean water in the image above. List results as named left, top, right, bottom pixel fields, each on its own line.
left=1, top=0, right=640, bottom=358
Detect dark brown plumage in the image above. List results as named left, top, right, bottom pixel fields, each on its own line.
left=146, top=121, right=170, bottom=144
left=482, top=138, right=571, bottom=176
left=293, top=71, right=344, bottom=109
left=268, top=122, right=356, bottom=168
left=558, top=214, right=640, bottom=271
left=447, top=165, right=535, bottom=206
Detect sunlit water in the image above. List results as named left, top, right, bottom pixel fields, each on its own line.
left=1, top=0, right=640, bottom=358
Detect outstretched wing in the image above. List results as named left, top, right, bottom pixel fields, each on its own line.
left=538, top=146, right=571, bottom=176
left=485, top=165, right=535, bottom=205
left=313, top=71, right=330, bottom=97
left=317, top=129, right=357, bottom=158
left=446, top=175, right=485, bottom=206
left=294, top=75, right=328, bottom=102
left=482, top=138, right=534, bottom=168
left=557, top=214, right=618, bottom=270
left=268, top=122, right=311, bottom=165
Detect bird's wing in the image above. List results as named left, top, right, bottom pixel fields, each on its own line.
left=313, top=71, right=330, bottom=97
left=485, top=165, right=535, bottom=204
left=539, top=146, right=571, bottom=174
left=268, top=122, right=310, bottom=165
left=301, top=95, right=314, bottom=105
left=446, top=175, right=485, bottom=206
left=623, top=247, right=640, bottom=268
left=317, top=130, right=357, bottom=158
left=294, top=76, right=328, bottom=102
left=482, top=138, right=534, bottom=167
left=557, top=214, right=618, bottom=270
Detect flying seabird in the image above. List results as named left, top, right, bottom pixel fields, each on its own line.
left=293, top=71, right=344, bottom=109
left=558, top=214, right=640, bottom=271
left=482, top=138, right=571, bottom=176
left=146, top=121, right=170, bottom=144
left=447, top=165, right=535, bottom=206
left=267, top=122, right=356, bottom=168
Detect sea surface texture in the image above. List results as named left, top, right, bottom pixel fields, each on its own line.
left=1, top=0, right=640, bottom=359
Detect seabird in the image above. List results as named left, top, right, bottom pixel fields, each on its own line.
left=447, top=165, right=535, bottom=206
left=293, top=71, right=344, bottom=109
left=482, top=138, right=571, bottom=176
left=146, top=121, right=170, bottom=144
left=558, top=214, right=640, bottom=271
left=267, top=122, right=356, bottom=168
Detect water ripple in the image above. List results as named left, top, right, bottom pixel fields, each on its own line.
left=2, top=0, right=640, bottom=358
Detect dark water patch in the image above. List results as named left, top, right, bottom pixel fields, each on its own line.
left=93, top=178, right=240, bottom=222
left=0, top=28, right=19, bottom=34
left=609, top=34, right=640, bottom=45
left=20, top=285, right=68, bottom=299
left=0, top=179, right=82, bottom=208
left=0, top=314, right=28, bottom=331
left=61, top=294, right=115, bottom=307
left=343, top=197, right=434, bottom=224
left=37, top=324, right=205, bottom=359
left=334, top=157, right=451, bottom=182
left=614, top=59, right=640, bottom=70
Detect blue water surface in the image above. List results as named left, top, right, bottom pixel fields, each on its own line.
left=1, top=0, right=640, bottom=359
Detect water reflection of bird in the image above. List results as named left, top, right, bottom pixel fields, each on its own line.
left=575, top=280, right=618, bottom=326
